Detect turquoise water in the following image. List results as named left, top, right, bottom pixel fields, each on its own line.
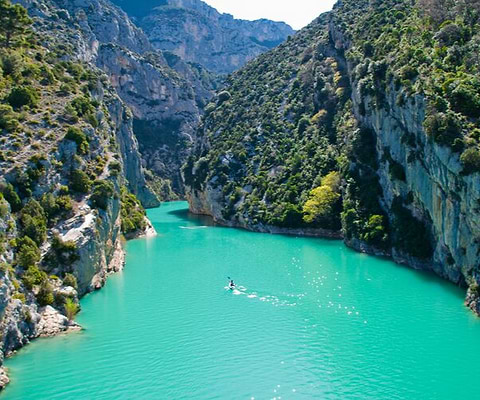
left=3, top=201, right=480, bottom=399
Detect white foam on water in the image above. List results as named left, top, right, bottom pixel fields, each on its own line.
left=179, top=226, right=208, bottom=230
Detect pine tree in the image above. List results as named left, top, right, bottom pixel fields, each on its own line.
left=0, top=0, right=32, bottom=48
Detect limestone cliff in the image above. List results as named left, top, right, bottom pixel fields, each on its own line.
left=17, top=0, right=214, bottom=198
left=0, top=0, right=159, bottom=388
left=111, top=0, right=295, bottom=74
left=185, top=0, right=480, bottom=314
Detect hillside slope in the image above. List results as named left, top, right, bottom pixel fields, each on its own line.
left=0, top=0, right=158, bottom=387
left=185, top=0, right=480, bottom=313
left=17, top=0, right=217, bottom=198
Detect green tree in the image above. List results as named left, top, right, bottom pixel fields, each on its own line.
left=91, top=180, right=114, bottom=210
left=17, top=236, right=40, bottom=267
left=460, top=147, right=480, bottom=174
left=64, top=298, right=79, bottom=322
left=22, top=265, right=47, bottom=289
left=63, top=273, right=78, bottom=289
left=20, top=199, right=47, bottom=245
left=7, top=86, right=40, bottom=109
left=0, top=0, right=32, bottom=48
left=303, top=172, right=342, bottom=224
left=0, top=182, right=21, bottom=212
left=303, top=186, right=340, bottom=223
left=64, top=127, right=89, bottom=155
left=37, top=281, right=54, bottom=306
left=70, top=169, right=91, bottom=193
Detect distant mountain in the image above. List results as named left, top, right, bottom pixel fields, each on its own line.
left=111, top=0, right=295, bottom=74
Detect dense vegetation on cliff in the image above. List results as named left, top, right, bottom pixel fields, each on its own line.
left=0, top=0, right=152, bottom=365
left=185, top=11, right=386, bottom=241
left=185, top=0, right=480, bottom=297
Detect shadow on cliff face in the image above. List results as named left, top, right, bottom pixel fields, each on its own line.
left=133, top=118, right=190, bottom=196
left=167, top=207, right=218, bottom=227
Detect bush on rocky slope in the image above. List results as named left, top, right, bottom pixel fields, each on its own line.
left=0, top=1, right=153, bottom=370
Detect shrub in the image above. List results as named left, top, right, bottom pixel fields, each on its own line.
left=64, top=298, right=79, bottom=321
left=108, top=161, right=121, bottom=176
left=64, top=127, right=89, bottom=154
left=40, top=193, right=73, bottom=222
left=0, top=104, right=19, bottom=132
left=22, top=265, right=46, bottom=289
left=0, top=196, right=8, bottom=217
left=424, top=112, right=462, bottom=147
left=51, top=234, right=79, bottom=265
left=63, top=273, right=78, bottom=289
left=460, top=147, right=480, bottom=174
left=17, top=236, right=41, bottom=268
left=362, top=215, right=388, bottom=245
left=0, top=52, right=21, bottom=76
left=434, top=23, right=463, bottom=46
left=0, top=182, right=21, bottom=212
left=7, top=86, right=40, bottom=109
left=449, top=83, right=480, bottom=118
left=20, top=199, right=47, bottom=245
left=70, top=169, right=91, bottom=193
left=12, top=292, right=26, bottom=303
left=70, top=96, right=94, bottom=117
left=120, top=188, right=146, bottom=234
left=59, top=82, right=75, bottom=96
left=37, top=282, right=54, bottom=306
left=91, top=180, right=114, bottom=210
left=57, top=195, right=73, bottom=212
left=297, top=117, right=311, bottom=134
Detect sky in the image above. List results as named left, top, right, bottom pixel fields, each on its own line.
left=202, top=0, right=337, bottom=30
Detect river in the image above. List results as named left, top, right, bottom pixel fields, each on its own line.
left=3, top=202, right=480, bottom=399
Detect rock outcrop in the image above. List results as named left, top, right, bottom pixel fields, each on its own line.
left=17, top=0, right=213, bottom=198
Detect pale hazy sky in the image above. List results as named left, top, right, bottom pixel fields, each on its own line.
left=203, top=0, right=337, bottom=30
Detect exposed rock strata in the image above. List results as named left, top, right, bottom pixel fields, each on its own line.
left=112, top=0, right=295, bottom=74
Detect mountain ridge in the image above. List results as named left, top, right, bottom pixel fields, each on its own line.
left=111, top=0, right=295, bottom=74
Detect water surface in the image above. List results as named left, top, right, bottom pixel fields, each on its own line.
left=4, top=202, right=480, bottom=399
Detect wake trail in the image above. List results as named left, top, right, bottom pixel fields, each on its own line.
left=224, top=285, right=303, bottom=307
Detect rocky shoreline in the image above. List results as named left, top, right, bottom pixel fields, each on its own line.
left=0, top=214, right=155, bottom=391
left=0, top=306, right=82, bottom=390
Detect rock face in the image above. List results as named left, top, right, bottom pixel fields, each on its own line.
left=0, top=0, right=163, bottom=388
left=111, top=0, right=295, bottom=74
left=185, top=0, right=480, bottom=314
left=17, top=0, right=214, bottom=198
